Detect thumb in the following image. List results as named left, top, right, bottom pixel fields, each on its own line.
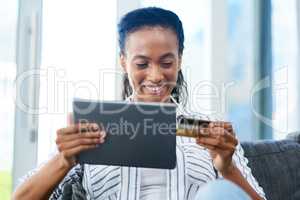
left=67, top=112, right=74, bottom=125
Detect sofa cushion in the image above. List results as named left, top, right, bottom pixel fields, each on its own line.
left=241, top=140, right=300, bottom=200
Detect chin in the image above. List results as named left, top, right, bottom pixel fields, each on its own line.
left=135, top=93, right=171, bottom=103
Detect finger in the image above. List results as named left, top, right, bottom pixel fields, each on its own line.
left=99, top=130, right=107, bottom=140
left=56, top=130, right=104, bottom=143
left=209, top=127, right=226, bottom=137
left=197, top=127, right=211, bottom=137
left=198, top=127, right=227, bottom=139
left=197, top=136, right=223, bottom=146
left=209, top=121, right=233, bottom=131
left=57, top=137, right=104, bottom=152
left=208, top=122, right=235, bottom=136
left=198, top=140, right=235, bottom=151
left=207, top=127, right=235, bottom=140
left=62, top=144, right=98, bottom=158
left=198, top=127, right=225, bottom=139
left=223, top=130, right=238, bottom=146
left=208, top=121, right=225, bottom=128
left=210, top=127, right=237, bottom=144
left=198, top=127, right=238, bottom=148
left=196, top=141, right=226, bottom=156
left=57, top=124, right=79, bottom=136
left=196, top=137, right=236, bottom=151
left=57, top=123, right=99, bottom=136
left=225, top=123, right=233, bottom=131
left=78, top=123, right=100, bottom=133
left=218, top=123, right=234, bottom=135
left=197, top=142, right=217, bottom=150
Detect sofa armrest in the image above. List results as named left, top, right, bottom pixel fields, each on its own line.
left=286, top=132, right=300, bottom=143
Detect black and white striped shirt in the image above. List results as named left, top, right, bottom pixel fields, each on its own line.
left=21, top=137, right=266, bottom=200
left=20, top=99, right=266, bottom=199
left=78, top=138, right=265, bottom=200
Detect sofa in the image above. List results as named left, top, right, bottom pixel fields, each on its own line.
left=62, top=132, right=300, bottom=200
left=241, top=132, right=300, bottom=200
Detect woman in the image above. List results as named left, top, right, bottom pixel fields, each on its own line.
left=13, top=7, right=266, bottom=200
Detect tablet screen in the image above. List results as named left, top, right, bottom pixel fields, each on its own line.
left=73, top=99, right=177, bottom=169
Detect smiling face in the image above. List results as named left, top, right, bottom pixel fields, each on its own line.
left=120, top=26, right=182, bottom=103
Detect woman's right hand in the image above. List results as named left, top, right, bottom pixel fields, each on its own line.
left=55, top=119, right=106, bottom=169
left=13, top=116, right=106, bottom=200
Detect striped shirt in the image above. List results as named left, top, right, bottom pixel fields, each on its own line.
left=78, top=138, right=266, bottom=200
left=21, top=137, right=265, bottom=200
left=19, top=99, right=266, bottom=199
left=139, top=168, right=167, bottom=199
left=20, top=137, right=266, bottom=200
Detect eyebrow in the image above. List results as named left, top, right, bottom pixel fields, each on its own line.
left=159, top=53, right=176, bottom=60
left=132, top=55, right=149, bottom=61
left=132, top=53, right=176, bottom=61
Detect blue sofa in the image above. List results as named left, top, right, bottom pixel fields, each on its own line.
left=241, top=132, right=300, bottom=200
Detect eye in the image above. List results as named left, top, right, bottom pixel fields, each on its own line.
left=136, top=63, right=148, bottom=69
left=161, top=62, right=173, bottom=68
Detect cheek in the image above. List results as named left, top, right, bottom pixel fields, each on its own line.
left=165, top=68, right=179, bottom=84
left=128, top=70, right=145, bottom=88
left=165, top=70, right=179, bottom=93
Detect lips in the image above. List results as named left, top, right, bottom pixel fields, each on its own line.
left=142, top=84, right=166, bottom=96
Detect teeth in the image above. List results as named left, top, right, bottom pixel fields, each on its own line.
left=144, top=85, right=164, bottom=94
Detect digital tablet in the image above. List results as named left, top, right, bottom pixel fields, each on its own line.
left=73, top=99, right=177, bottom=169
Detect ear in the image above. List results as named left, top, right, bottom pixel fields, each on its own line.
left=120, top=53, right=127, bottom=73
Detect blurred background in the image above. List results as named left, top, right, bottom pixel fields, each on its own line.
left=1, top=0, right=299, bottom=199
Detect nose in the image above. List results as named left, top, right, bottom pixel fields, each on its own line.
left=147, top=65, right=164, bottom=83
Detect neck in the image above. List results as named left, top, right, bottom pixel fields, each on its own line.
left=129, top=94, right=172, bottom=103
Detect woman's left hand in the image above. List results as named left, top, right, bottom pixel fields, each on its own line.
left=196, top=122, right=238, bottom=175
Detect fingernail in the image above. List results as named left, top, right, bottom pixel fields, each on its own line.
left=92, top=123, right=99, bottom=131
left=99, top=138, right=105, bottom=143
left=200, top=129, right=204, bottom=134
left=100, top=130, right=106, bottom=138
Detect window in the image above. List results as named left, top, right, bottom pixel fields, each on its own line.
left=0, top=0, right=18, bottom=199
left=272, top=0, right=298, bottom=139
left=226, top=0, right=256, bottom=141
left=141, top=0, right=212, bottom=114
left=38, top=0, right=118, bottom=163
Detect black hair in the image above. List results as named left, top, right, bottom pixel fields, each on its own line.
left=118, top=7, right=188, bottom=106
